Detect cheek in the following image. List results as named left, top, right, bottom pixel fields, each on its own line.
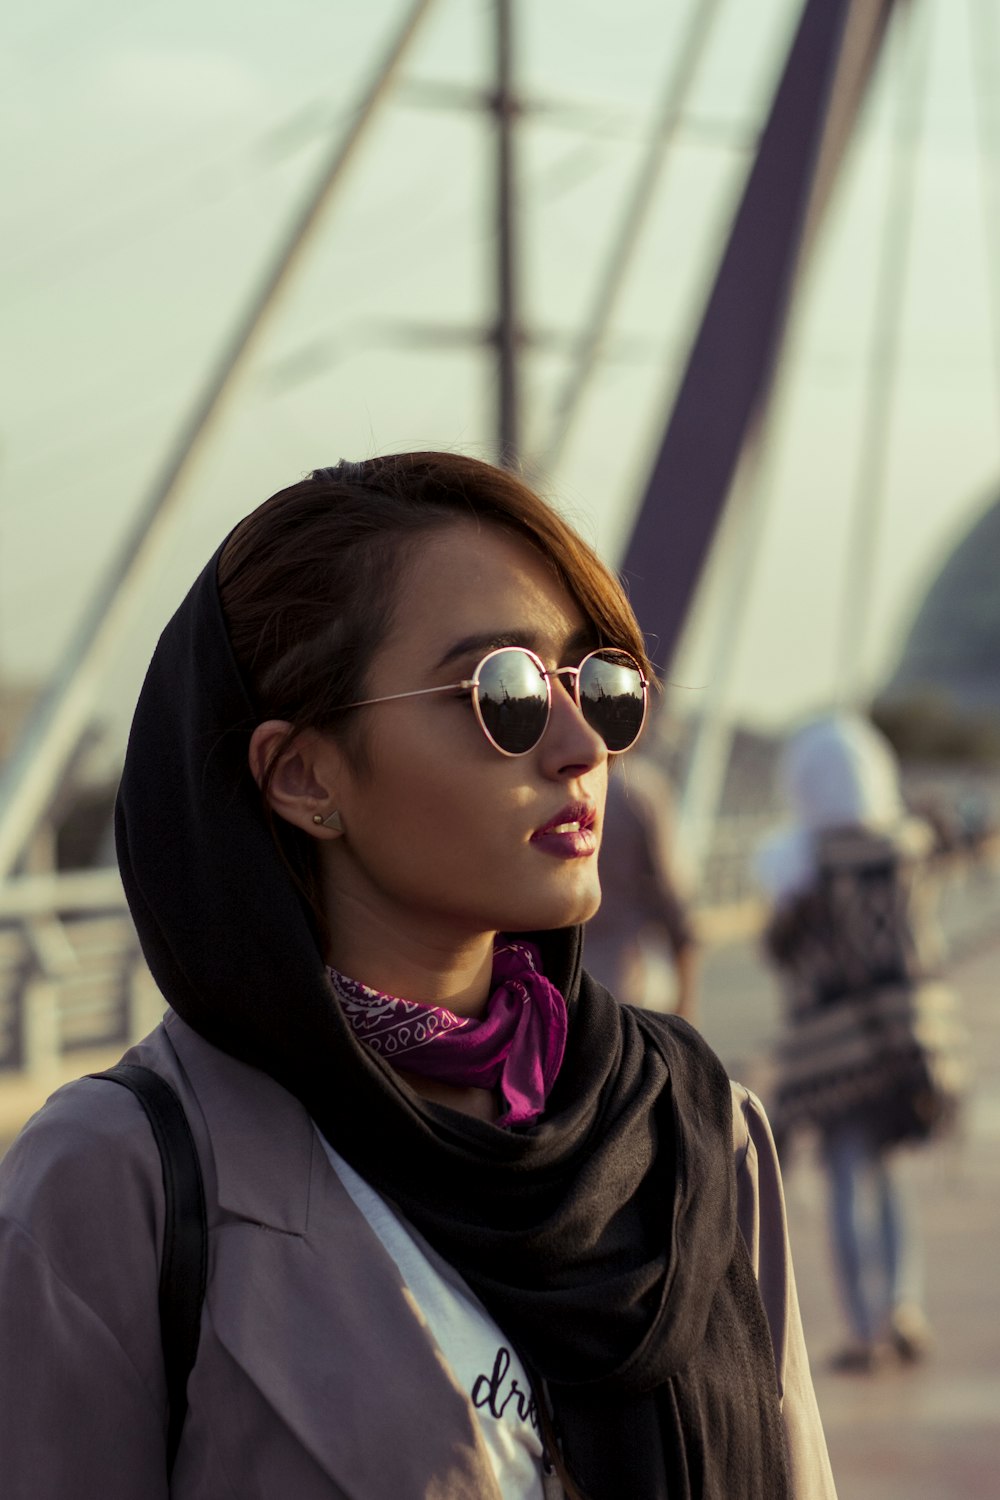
left=352, top=741, right=518, bottom=876
left=341, top=731, right=605, bottom=931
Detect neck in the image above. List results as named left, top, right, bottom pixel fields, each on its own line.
left=323, top=891, right=497, bottom=1020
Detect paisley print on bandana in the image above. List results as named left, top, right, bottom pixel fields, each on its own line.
left=328, top=971, right=469, bottom=1056
left=327, top=937, right=567, bottom=1126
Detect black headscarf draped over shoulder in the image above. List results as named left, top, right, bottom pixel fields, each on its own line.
left=116, top=541, right=788, bottom=1500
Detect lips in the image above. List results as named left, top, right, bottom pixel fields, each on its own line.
left=531, top=802, right=597, bottom=841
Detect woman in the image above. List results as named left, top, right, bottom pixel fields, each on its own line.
left=0, top=454, right=835, bottom=1498
left=755, top=713, right=944, bottom=1374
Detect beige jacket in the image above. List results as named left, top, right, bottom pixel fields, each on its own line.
left=0, top=1012, right=836, bottom=1498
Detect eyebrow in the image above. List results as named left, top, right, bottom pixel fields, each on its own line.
left=434, top=625, right=595, bottom=673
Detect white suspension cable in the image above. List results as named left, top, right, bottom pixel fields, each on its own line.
left=833, top=0, right=931, bottom=704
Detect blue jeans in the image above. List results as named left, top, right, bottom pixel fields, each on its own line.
left=822, top=1124, right=922, bottom=1343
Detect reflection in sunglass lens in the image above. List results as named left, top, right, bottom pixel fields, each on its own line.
left=578, top=650, right=646, bottom=752
left=476, top=649, right=549, bottom=754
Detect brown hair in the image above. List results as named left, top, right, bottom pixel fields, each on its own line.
left=220, top=451, right=650, bottom=735
left=217, top=451, right=651, bottom=916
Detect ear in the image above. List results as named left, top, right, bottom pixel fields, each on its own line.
left=248, top=721, right=346, bottom=839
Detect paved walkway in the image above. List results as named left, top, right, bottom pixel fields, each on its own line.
left=791, top=936, right=1000, bottom=1500
left=700, top=905, right=1000, bottom=1500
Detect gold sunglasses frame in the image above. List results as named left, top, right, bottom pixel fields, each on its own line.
left=338, top=645, right=649, bottom=758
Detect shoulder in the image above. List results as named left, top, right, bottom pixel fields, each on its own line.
left=0, top=1042, right=171, bottom=1305
left=626, top=1014, right=777, bottom=1164
left=728, top=1081, right=790, bottom=1293
left=639, top=1010, right=727, bottom=1074
left=634, top=1011, right=736, bottom=1145
left=731, top=1080, right=753, bottom=1160
left=0, top=1061, right=175, bottom=1467
left=729, top=1081, right=778, bottom=1179
left=0, top=1058, right=170, bottom=1402
left=2, top=1072, right=161, bottom=1215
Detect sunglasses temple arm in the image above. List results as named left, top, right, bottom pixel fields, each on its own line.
left=340, top=680, right=473, bottom=711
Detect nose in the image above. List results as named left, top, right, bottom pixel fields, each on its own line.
left=538, top=672, right=607, bottom=778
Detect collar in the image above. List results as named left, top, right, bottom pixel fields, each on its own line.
left=161, top=1010, right=315, bottom=1235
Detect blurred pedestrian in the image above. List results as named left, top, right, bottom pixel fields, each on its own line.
left=584, top=754, right=700, bottom=1022
left=755, top=713, right=960, bottom=1373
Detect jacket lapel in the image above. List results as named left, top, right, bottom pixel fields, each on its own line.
left=162, top=1014, right=500, bottom=1499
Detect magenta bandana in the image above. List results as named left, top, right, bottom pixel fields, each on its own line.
left=327, top=938, right=567, bottom=1126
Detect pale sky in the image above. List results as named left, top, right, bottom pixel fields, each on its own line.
left=2, top=0, right=998, bottom=755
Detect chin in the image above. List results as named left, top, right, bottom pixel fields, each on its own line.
left=512, top=877, right=602, bottom=933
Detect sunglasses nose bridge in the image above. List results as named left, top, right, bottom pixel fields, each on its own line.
left=545, top=663, right=582, bottom=705
left=544, top=665, right=608, bottom=756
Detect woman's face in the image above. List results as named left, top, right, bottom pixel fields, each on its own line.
left=314, top=521, right=610, bottom=952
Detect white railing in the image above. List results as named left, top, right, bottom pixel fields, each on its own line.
left=0, top=869, right=161, bottom=1081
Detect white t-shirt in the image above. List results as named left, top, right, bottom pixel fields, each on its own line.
left=319, top=1135, right=549, bottom=1500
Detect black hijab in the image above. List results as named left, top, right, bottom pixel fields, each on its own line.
left=116, top=546, right=788, bottom=1500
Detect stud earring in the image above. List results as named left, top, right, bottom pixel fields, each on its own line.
left=312, top=810, right=344, bottom=833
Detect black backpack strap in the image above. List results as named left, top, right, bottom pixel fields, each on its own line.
left=91, top=1062, right=208, bottom=1479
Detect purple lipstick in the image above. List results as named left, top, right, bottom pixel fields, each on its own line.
left=530, top=801, right=598, bottom=860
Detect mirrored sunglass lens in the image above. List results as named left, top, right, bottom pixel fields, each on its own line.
left=578, top=651, right=646, bottom=751
left=476, top=650, right=549, bottom=753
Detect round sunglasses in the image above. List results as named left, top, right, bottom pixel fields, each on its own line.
left=339, top=645, right=649, bottom=757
